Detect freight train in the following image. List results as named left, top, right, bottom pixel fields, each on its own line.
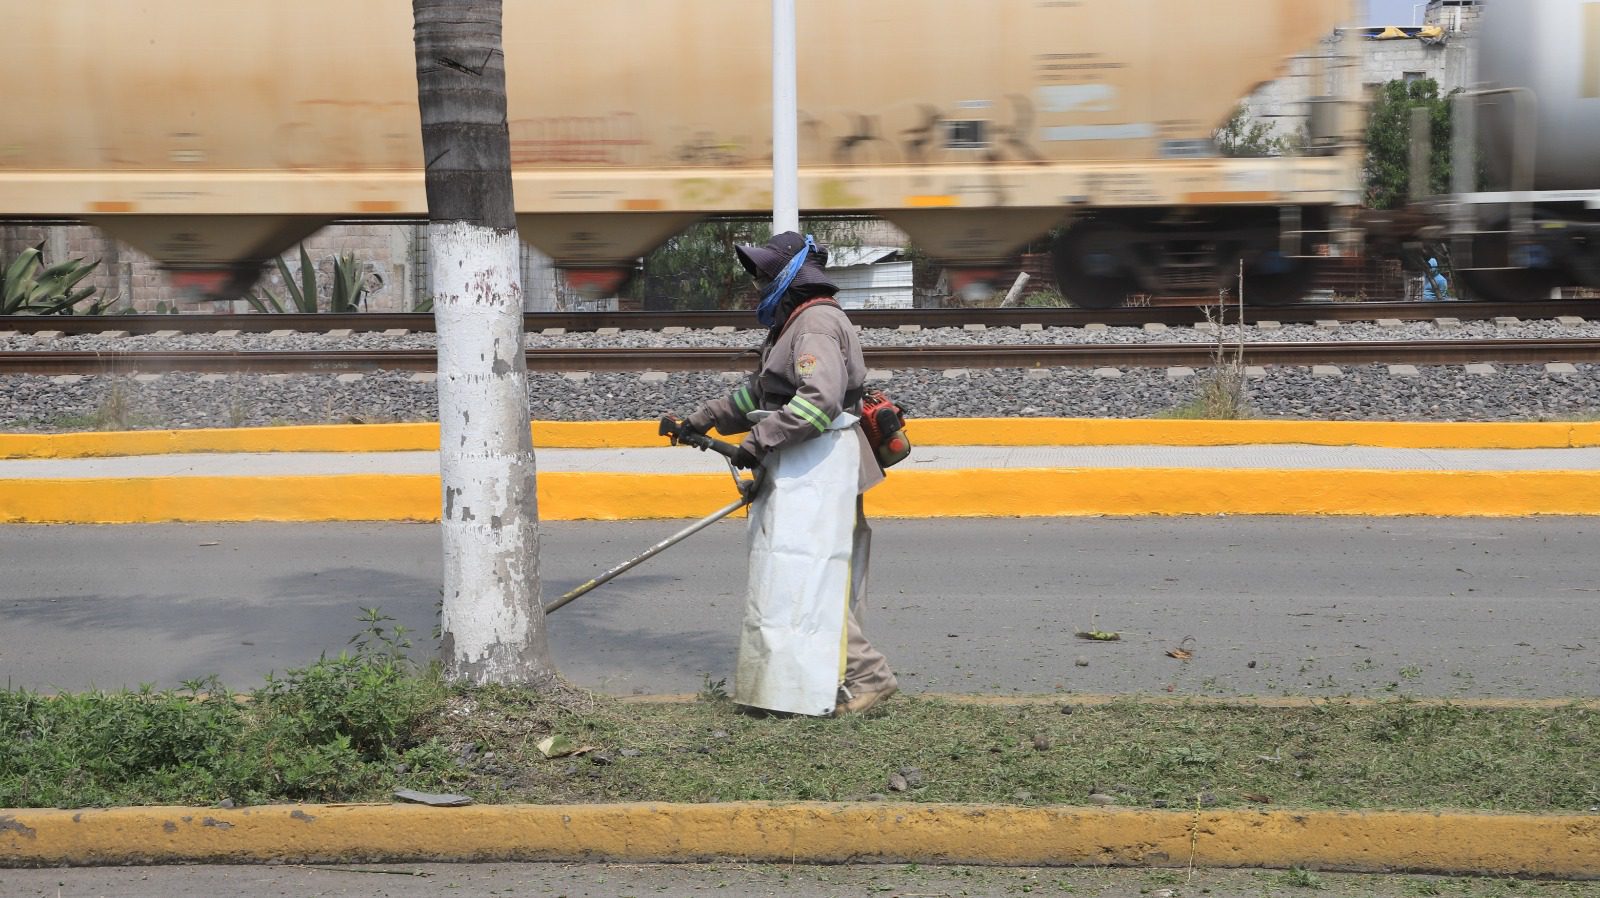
left=5, top=0, right=1369, bottom=307
left=1444, top=0, right=1600, bottom=302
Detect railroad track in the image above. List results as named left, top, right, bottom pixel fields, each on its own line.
left=1, top=300, right=1597, bottom=336
left=6, top=340, right=1600, bottom=375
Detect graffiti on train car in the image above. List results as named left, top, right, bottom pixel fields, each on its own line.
left=671, top=132, right=755, bottom=167
left=509, top=113, right=647, bottom=166
left=803, top=96, right=1045, bottom=168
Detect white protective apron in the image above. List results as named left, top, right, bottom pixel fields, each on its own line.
left=734, top=413, right=859, bottom=716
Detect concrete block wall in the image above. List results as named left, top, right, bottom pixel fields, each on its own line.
left=1, top=222, right=569, bottom=314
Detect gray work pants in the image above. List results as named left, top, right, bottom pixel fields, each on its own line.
left=845, top=496, right=897, bottom=694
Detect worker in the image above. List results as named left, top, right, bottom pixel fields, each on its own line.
left=1422, top=257, right=1451, bottom=301
left=673, top=231, right=898, bottom=718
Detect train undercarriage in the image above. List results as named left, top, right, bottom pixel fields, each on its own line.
left=1451, top=197, right=1600, bottom=302
left=1047, top=207, right=1331, bottom=309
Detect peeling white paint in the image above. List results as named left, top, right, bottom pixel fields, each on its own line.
left=431, top=220, right=552, bottom=685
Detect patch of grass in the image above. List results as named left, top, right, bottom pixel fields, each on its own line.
left=1281, top=866, right=1327, bottom=889
left=1157, top=377, right=1255, bottom=420
left=5, top=652, right=1598, bottom=811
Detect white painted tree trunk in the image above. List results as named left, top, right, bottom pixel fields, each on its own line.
left=432, top=219, right=554, bottom=686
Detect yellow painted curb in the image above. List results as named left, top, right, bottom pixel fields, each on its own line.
left=7, top=468, right=1600, bottom=523
left=1, top=803, right=1596, bottom=876
left=6, top=418, right=1600, bottom=459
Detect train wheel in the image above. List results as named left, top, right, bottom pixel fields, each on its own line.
left=1457, top=268, right=1566, bottom=302
left=1051, top=224, right=1137, bottom=309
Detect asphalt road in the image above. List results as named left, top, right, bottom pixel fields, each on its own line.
left=2, top=517, right=1596, bottom=698
left=6, top=862, right=1596, bottom=898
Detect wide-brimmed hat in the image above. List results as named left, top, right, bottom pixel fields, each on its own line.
left=735, top=231, right=836, bottom=294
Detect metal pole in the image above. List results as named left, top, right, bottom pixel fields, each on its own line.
left=772, top=0, right=799, bottom=235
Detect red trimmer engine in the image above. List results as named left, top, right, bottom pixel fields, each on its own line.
left=860, top=390, right=911, bottom=469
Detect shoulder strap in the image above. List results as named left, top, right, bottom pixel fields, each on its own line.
left=777, top=297, right=841, bottom=339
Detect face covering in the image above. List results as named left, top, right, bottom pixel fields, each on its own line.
left=755, top=235, right=817, bottom=328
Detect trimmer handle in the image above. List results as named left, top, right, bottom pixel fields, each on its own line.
left=659, top=415, right=742, bottom=461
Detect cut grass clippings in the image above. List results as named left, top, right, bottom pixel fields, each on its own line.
left=2, top=655, right=1596, bottom=814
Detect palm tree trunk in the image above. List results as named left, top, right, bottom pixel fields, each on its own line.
left=413, top=0, right=554, bottom=686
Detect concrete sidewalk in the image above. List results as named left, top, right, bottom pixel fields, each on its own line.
left=7, top=442, right=1600, bottom=477
left=3, top=441, right=1600, bottom=521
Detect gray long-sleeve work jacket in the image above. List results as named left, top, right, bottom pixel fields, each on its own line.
left=694, top=299, right=884, bottom=494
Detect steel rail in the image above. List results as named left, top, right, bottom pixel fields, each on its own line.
left=0, top=300, right=1595, bottom=336
left=6, top=340, right=1600, bottom=375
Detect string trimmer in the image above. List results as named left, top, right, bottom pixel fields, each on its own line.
left=543, top=416, right=760, bottom=613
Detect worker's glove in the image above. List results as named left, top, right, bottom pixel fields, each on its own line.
left=681, top=409, right=714, bottom=437
left=731, top=444, right=762, bottom=470
left=670, top=410, right=714, bottom=446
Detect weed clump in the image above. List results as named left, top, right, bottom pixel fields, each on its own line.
left=0, top=610, right=449, bottom=807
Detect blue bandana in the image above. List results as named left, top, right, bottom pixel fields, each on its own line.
left=755, top=234, right=817, bottom=328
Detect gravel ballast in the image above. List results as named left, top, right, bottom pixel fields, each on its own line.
left=4, top=320, right=1600, bottom=431
left=2, top=364, right=1598, bottom=432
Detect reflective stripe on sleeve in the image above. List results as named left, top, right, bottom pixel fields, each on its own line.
left=733, top=387, right=755, bottom=415
left=787, top=395, right=830, bottom=433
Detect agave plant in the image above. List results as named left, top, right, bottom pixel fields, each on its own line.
left=2, top=243, right=102, bottom=314
left=249, top=245, right=370, bottom=313
left=329, top=252, right=370, bottom=313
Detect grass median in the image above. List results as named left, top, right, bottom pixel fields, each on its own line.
left=3, top=638, right=1596, bottom=814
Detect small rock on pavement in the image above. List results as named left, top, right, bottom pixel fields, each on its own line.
left=887, top=773, right=909, bottom=792
left=1088, top=792, right=1116, bottom=805
left=1074, top=656, right=1090, bottom=667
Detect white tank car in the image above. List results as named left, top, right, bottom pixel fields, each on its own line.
left=1454, top=0, right=1600, bottom=299
left=1477, top=0, right=1600, bottom=191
